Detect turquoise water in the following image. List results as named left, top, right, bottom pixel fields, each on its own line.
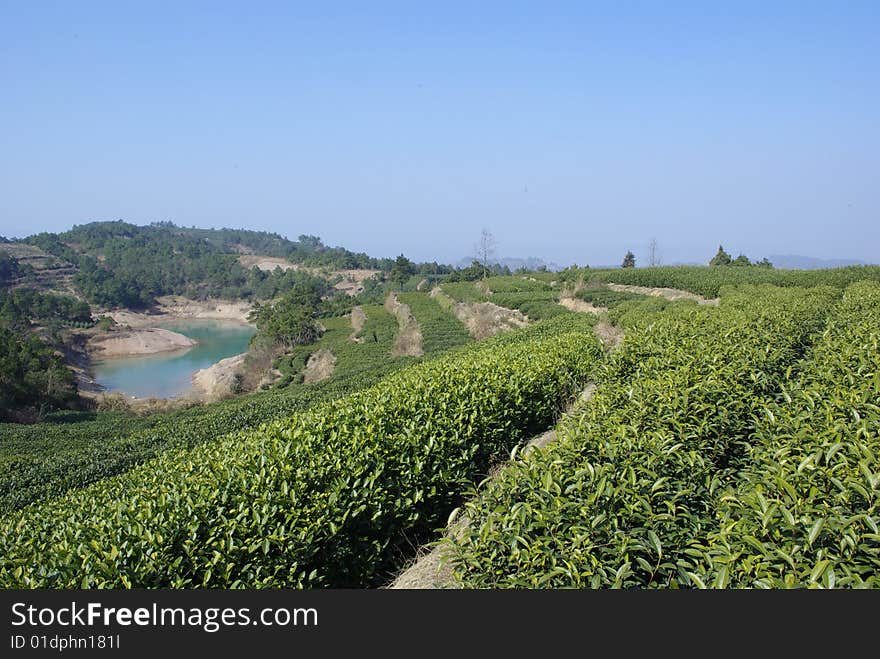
left=92, top=320, right=256, bottom=399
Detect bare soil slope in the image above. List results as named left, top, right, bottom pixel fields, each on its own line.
left=190, top=353, right=248, bottom=401
left=430, top=288, right=528, bottom=340
left=302, top=348, right=336, bottom=383
left=558, top=296, right=603, bottom=314
left=385, top=293, right=424, bottom=357
left=349, top=306, right=367, bottom=343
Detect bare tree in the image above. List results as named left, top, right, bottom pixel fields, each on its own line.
left=475, top=228, right=497, bottom=278
left=648, top=237, right=661, bottom=267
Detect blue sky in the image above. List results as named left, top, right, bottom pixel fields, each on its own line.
left=1, top=1, right=877, bottom=266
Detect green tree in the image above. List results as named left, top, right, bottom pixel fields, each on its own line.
left=454, top=260, right=487, bottom=282
left=0, top=252, right=20, bottom=282
left=253, top=300, right=320, bottom=348
left=0, top=327, right=77, bottom=421
left=621, top=251, right=636, bottom=268
left=297, top=234, right=323, bottom=249
left=709, top=245, right=732, bottom=266
left=389, top=255, right=416, bottom=286
left=732, top=254, right=752, bottom=266
left=249, top=280, right=329, bottom=349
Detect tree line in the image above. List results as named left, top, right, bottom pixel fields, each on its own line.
left=0, top=287, right=86, bottom=421
left=619, top=243, right=773, bottom=269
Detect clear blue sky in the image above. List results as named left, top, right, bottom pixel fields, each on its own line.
left=1, top=1, right=877, bottom=266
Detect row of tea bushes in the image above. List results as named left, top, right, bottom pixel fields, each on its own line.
left=489, top=291, right=570, bottom=321
left=482, top=276, right=556, bottom=293
left=0, top=356, right=409, bottom=514
left=396, top=293, right=472, bottom=354
left=1, top=304, right=411, bottom=513
left=575, top=265, right=880, bottom=298
left=573, top=286, right=645, bottom=309
left=0, top=316, right=602, bottom=588
left=692, top=281, right=880, bottom=587
left=438, top=282, right=488, bottom=304
left=446, top=285, right=839, bottom=587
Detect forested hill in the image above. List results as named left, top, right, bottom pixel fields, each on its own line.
left=60, top=221, right=389, bottom=270
left=8, top=220, right=423, bottom=309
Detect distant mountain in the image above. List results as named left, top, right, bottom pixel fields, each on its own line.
left=767, top=254, right=870, bottom=270
left=456, top=256, right=563, bottom=272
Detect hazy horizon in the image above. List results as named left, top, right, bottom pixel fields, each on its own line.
left=3, top=218, right=875, bottom=271
left=2, top=2, right=877, bottom=266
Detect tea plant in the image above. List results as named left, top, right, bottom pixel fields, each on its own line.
left=690, top=282, right=880, bottom=587
left=446, top=285, right=841, bottom=587
left=0, top=316, right=602, bottom=588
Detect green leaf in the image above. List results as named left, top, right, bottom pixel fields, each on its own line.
left=713, top=565, right=729, bottom=589
left=687, top=572, right=707, bottom=589
left=808, top=519, right=825, bottom=546
left=810, top=559, right=830, bottom=583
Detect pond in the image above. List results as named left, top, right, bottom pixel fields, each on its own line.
left=91, top=320, right=256, bottom=399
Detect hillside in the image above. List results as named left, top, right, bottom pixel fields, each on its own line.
left=4, top=221, right=401, bottom=308
left=1, top=240, right=879, bottom=588
left=0, top=221, right=458, bottom=419
left=0, top=242, right=79, bottom=296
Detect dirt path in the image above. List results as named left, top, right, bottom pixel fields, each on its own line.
left=593, top=321, right=625, bottom=350
left=521, top=383, right=598, bottom=455
left=558, top=296, right=603, bottom=314
left=388, top=522, right=465, bottom=589
left=385, top=293, right=424, bottom=357
left=388, top=322, right=624, bottom=589
left=302, top=348, right=336, bottom=383
left=349, top=306, right=366, bottom=343
left=606, top=283, right=719, bottom=306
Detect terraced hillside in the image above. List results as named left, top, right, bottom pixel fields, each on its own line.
left=2, top=267, right=878, bottom=589
left=444, top=283, right=880, bottom=588
left=0, top=242, right=79, bottom=296
left=0, top=315, right=603, bottom=587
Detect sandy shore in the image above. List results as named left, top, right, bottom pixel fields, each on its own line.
left=87, top=327, right=197, bottom=359
left=105, top=296, right=253, bottom=328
